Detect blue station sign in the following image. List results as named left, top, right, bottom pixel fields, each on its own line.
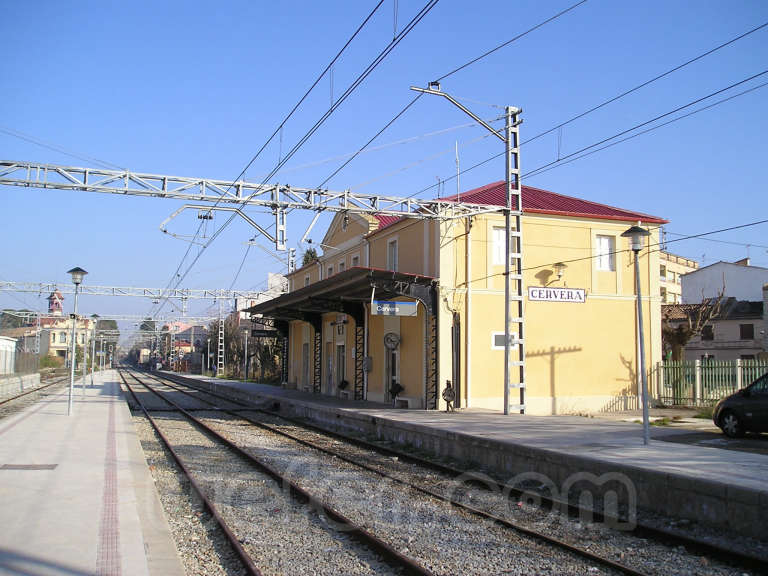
left=372, top=300, right=418, bottom=317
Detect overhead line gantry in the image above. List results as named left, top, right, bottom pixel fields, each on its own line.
left=0, top=160, right=502, bottom=250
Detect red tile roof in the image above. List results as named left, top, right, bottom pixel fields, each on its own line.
left=441, top=181, right=667, bottom=224
left=373, top=214, right=404, bottom=230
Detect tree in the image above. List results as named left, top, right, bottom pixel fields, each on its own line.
left=302, top=247, right=318, bottom=267
left=207, top=317, right=244, bottom=377
left=1, top=309, right=32, bottom=329
left=662, top=295, right=725, bottom=361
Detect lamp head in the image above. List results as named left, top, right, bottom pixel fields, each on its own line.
left=621, top=223, right=650, bottom=252
left=67, top=267, right=88, bottom=286
left=553, top=262, right=567, bottom=280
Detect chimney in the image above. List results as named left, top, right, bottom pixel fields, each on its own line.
left=733, top=257, right=751, bottom=266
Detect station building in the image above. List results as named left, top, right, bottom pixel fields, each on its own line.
left=248, top=181, right=666, bottom=414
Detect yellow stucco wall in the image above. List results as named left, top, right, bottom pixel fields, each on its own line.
left=441, top=212, right=661, bottom=413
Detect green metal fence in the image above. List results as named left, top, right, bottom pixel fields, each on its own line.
left=656, top=359, right=768, bottom=406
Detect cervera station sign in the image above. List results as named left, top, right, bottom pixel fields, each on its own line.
left=528, top=287, right=586, bottom=303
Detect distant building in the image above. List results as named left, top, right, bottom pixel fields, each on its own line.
left=40, top=291, right=94, bottom=359
left=659, top=251, right=698, bottom=304
left=682, top=258, right=768, bottom=303
left=663, top=288, right=767, bottom=361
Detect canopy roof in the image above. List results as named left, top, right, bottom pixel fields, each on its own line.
left=246, top=267, right=437, bottom=321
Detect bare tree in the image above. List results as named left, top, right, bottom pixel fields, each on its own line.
left=662, top=293, right=725, bottom=361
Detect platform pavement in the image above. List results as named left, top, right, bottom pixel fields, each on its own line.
left=0, top=370, right=184, bottom=576
left=179, top=373, right=768, bottom=539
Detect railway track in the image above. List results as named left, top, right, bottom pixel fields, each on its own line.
left=0, top=375, right=70, bottom=420
left=141, top=368, right=768, bottom=576
left=121, top=368, right=708, bottom=576
left=120, top=369, right=434, bottom=576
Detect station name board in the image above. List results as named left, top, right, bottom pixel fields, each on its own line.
left=372, top=300, right=418, bottom=316
left=528, top=287, right=586, bottom=303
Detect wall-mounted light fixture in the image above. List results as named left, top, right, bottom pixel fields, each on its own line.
left=553, top=262, right=567, bottom=280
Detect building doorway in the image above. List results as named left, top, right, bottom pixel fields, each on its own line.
left=336, top=344, right=346, bottom=389
left=301, top=342, right=310, bottom=389
left=325, top=341, right=333, bottom=394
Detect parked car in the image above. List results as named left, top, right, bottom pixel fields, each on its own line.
left=713, top=371, right=768, bottom=437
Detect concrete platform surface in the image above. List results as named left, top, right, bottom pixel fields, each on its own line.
left=0, top=370, right=184, bottom=576
left=180, top=374, right=768, bottom=539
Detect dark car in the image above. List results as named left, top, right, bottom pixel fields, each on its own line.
left=713, top=371, right=768, bottom=437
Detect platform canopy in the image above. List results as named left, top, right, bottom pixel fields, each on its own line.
left=245, top=267, right=438, bottom=321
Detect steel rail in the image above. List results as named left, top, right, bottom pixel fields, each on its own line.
left=0, top=376, right=68, bottom=407
left=117, top=371, right=263, bottom=576
left=121, top=369, right=435, bottom=576
left=156, top=369, right=768, bottom=574
left=145, top=370, right=651, bottom=576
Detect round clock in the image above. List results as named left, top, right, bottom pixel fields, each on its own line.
left=384, top=332, right=400, bottom=350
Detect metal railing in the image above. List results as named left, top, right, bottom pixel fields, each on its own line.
left=654, top=359, right=768, bottom=406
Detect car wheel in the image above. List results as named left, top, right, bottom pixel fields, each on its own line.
left=720, top=410, right=745, bottom=438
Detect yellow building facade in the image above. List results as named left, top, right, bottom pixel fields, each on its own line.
left=250, top=181, right=666, bottom=415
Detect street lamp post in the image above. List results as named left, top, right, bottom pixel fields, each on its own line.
left=90, top=314, right=98, bottom=386
left=621, top=224, right=651, bottom=445
left=67, top=267, right=88, bottom=416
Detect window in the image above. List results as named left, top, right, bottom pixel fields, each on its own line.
left=701, top=325, right=714, bottom=341
left=740, top=323, right=754, bottom=340
left=387, top=239, right=398, bottom=271
left=327, top=265, right=333, bottom=277
left=304, top=275, right=310, bottom=287
left=338, top=262, right=345, bottom=273
left=351, top=255, right=359, bottom=267
left=595, top=235, right=615, bottom=271
left=750, top=374, right=768, bottom=396
left=660, top=265, right=667, bottom=281
left=660, top=287, right=667, bottom=302
left=741, top=354, right=756, bottom=362
left=701, top=354, right=714, bottom=362
left=59, top=332, right=66, bottom=343
left=492, top=227, right=506, bottom=266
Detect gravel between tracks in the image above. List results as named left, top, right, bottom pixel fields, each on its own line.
left=247, top=411, right=749, bottom=576
left=130, top=374, right=761, bottom=575
left=199, top=410, right=624, bottom=576
left=139, top=409, right=400, bottom=576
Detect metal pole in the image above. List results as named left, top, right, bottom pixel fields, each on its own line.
left=90, top=332, right=96, bottom=386
left=634, top=249, right=650, bottom=445
left=243, top=330, right=248, bottom=382
left=504, top=107, right=512, bottom=415
left=67, top=285, right=79, bottom=416
left=207, top=339, right=211, bottom=375
left=82, top=326, right=87, bottom=396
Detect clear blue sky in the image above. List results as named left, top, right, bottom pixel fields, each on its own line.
left=1, top=0, right=767, bottom=333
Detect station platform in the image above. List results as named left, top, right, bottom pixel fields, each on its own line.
left=180, top=373, right=768, bottom=541
left=0, top=370, right=183, bottom=576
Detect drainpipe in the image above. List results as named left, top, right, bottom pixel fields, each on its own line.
left=364, top=238, right=370, bottom=267
left=465, top=216, right=472, bottom=407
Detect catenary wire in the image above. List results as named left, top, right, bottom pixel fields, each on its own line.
left=315, top=0, right=588, bottom=190
left=524, top=79, right=768, bottom=179
left=344, top=70, right=768, bottom=282
left=148, top=0, right=390, bottom=318
left=407, top=68, right=768, bottom=199
left=521, top=19, right=768, bottom=148
left=329, top=16, right=768, bottom=204
left=166, top=1, right=440, bottom=308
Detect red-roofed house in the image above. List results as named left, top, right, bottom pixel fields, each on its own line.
left=258, top=181, right=666, bottom=414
